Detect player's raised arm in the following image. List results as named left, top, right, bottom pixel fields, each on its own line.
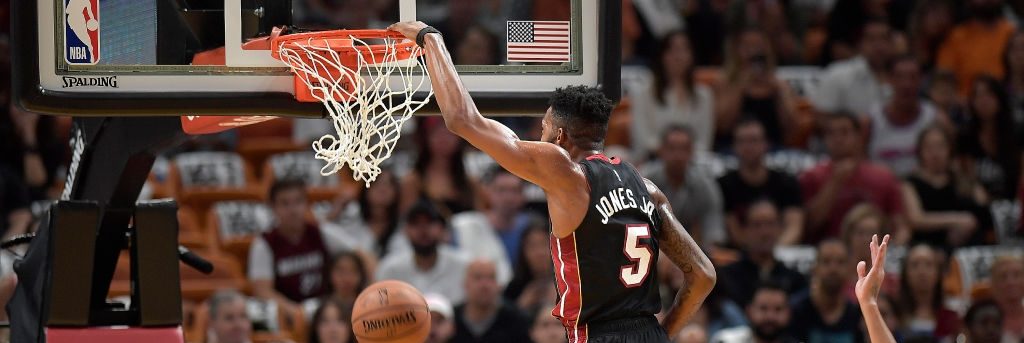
left=387, top=21, right=571, bottom=188
left=644, top=179, right=716, bottom=337
left=856, top=234, right=897, bottom=343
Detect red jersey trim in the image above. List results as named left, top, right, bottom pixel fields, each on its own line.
left=550, top=233, right=584, bottom=340
left=585, top=153, right=621, bottom=164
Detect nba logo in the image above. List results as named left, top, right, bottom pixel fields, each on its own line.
left=64, top=0, right=100, bottom=64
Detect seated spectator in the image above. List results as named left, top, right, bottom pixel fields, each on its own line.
left=452, top=259, right=530, bottom=343
left=867, top=55, right=949, bottom=176
left=958, top=76, right=1022, bottom=200
left=820, top=0, right=889, bottom=64
left=303, top=252, right=369, bottom=318
left=928, top=71, right=965, bottom=126
left=330, top=169, right=401, bottom=257
left=451, top=166, right=534, bottom=285
left=936, top=0, right=1015, bottom=96
left=800, top=113, right=906, bottom=244
left=711, top=282, right=797, bottom=343
left=425, top=293, right=456, bottom=343
left=714, top=28, right=797, bottom=150
left=643, top=125, right=724, bottom=245
left=724, top=0, right=801, bottom=65
left=718, top=200, right=807, bottom=307
left=813, top=18, right=893, bottom=118
left=630, top=30, right=715, bottom=157
left=376, top=201, right=469, bottom=303
left=907, top=0, right=954, bottom=72
left=718, top=120, right=804, bottom=246
left=990, top=256, right=1024, bottom=342
left=963, top=300, right=1004, bottom=343
left=902, top=126, right=992, bottom=250
left=249, top=180, right=351, bottom=314
left=789, top=240, right=864, bottom=343
left=503, top=220, right=555, bottom=312
left=529, top=306, right=567, bottom=343
left=309, top=298, right=353, bottom=343
left=698, top=286, right=748, bottom=338
left=839, top=204, right=898, bottom=299
left=207, top=289, right=253, bottom=343
left=1004, top=30, right=1024, bottom=135
left=896, top=244, right=960, bottom=341
left=400, top=117, right=479, bottom=217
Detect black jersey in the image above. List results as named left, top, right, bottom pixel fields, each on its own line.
left=550, top=154, right=663, bottom=342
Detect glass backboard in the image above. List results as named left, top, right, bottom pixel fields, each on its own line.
left=12, top=0, right=620, bottom=117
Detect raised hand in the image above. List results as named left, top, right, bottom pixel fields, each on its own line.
left=855, top=234, right=890, bottom=306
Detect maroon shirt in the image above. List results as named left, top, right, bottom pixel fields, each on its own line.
left=262, top=223, right=330, bottom=302
left=799, top=161, right=904, bottom=243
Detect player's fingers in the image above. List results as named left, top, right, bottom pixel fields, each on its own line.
left=857, top=261, right=867, bottom=279
left=869, top=234, right=878, bottom=261
left=876, top=238, right=889, bottom=268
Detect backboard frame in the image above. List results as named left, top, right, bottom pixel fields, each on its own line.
left=12, top=0, right=621, bottom=117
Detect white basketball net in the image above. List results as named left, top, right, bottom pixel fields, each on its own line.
left=276, top=37, right=432, bottom=187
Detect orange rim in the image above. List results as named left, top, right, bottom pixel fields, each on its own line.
left=270, top=29, right=420, bottom=65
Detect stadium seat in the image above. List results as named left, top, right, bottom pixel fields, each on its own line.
left=235, top=118, right=304, bottom=178
left=108, top=252, right=246, bottom=304
left=261, top=152, right=346, bottom=203
left=169, top=151, right=265, bottom=220
left=947, top=246, right=1024, bottom=300
left=206, top=201, right=276, bottom=272
left=178, top=206, right=208, bottom=250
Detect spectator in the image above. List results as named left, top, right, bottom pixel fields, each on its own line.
left=451, top=166, right=532, bottom=283
left=643, top=125, right=724, bottom=245
left=425, top=293, right=457, bottom=343
left=715, top=28, right=797, bottom=150
left=249, top=179, right=351, bottom=314
left=343, top=169, right=401, bottom=257
left=206, top=289, right=253, bottom=343
left=452, top=259, right=530, bottom=343
left=724, top=0, right=802, bottom=65
left=376, top=201, right=469, bottom=303
left=502, top=220, right=555, bottom=312
left=1, top=103, right=65, bottom=201
left=1004, top=30, right=1024, bottom=134
left=800, top=113, right=906, bottom=244
left=902, top=126, right=992, bottom=250
left=896, top=244, right=960, bottom=341
left=454, top=25, right=499, bottom=65
left=937, top=0, right=1015, bottom=96
left=867, top=55, right=949, bottom=176
left=718, top=200, right=807, bottom=307
left=990, top=255, right=1024, bottom=342
left=400, top=117, right=479, bottom=217
left=303, top=252, right=369, bottom=318
left=717, top=120, right=804, bottom=246
left=529, top=306, right=567, bottom=343
left=309, top=298, right=353, bottom=343
left=630, top=30, right=715, bottom=157
left=928, top=71, right=965, bottom=126
left=907, top=0, right=955, bottom=71
left=839, top=204, right=898, bottom=299
left=789, top=240, right=865, bottom=343
left=820, top=0, right=889, bottom=65
left=698, top=286, right=748, bottom=338
left=958, top=76, right=1023, bottom=200
left=962, top=300, right=1004, bottom=343
left=710, top=282, right=796, bottom=343
left=813, top=18, right=894, bottom=118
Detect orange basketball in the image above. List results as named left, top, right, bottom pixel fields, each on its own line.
left=351, top=280, right=431, bottom=343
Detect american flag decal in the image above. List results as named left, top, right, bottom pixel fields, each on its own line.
left=506, top=21, right=571, bottom=63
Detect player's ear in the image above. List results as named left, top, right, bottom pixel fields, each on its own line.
left=556, top=127, right=567, bottom=146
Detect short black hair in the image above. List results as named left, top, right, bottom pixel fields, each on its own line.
left=736, top=198, right=778, bottom=227
left=549, top=86, right=614, bottom=149
left=964, top=299, right=1002, bottom=326
left=748, top=280, right=788, bottom=307
left=857, top=16, right=891, bottom=43
left=660, top=124, right=695, bottom=145
left=733, top=117, right=766, bottom=136
left=825, top=111, right=862, bottom=131
left=405, top=200, right=447, bottom=226
left=268, top=178, right=307, bottom=203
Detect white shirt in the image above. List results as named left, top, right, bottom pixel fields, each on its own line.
left=867, top=101, right=938, bottom=176
left=710, top=326, right=754, bottom=343
left=375, top=247, right=470, bottom=304
left=450, top=212, right=514, bottom=286
left=812, top=56, right=891, bottom=117
left=628, top=68, right=715, bottom=156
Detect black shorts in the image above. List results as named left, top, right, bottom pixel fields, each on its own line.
left=576, top=315, right=670, bottom=343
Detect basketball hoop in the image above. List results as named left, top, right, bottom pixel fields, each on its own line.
left=271, top=29, right=432, bottom=186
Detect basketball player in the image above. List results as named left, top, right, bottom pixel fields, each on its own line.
left=388, top=22, right=717, bottom=343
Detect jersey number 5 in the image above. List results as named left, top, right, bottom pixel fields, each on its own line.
left=620, top=224, right=653, bottom=287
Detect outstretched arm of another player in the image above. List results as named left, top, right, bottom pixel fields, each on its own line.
left=387, top=21, right=574, bottom=189
left=645, top=179, right=716, bottom=338
left=856, top=234, right=896, bottom=343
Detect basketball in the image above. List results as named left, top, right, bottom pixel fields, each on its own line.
left=351, top=280, right=431, bottom=343
left=86, top=19, right=98, bottom=31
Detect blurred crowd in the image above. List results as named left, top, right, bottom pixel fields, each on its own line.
left=3, top=0, right=1024, bottom=343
